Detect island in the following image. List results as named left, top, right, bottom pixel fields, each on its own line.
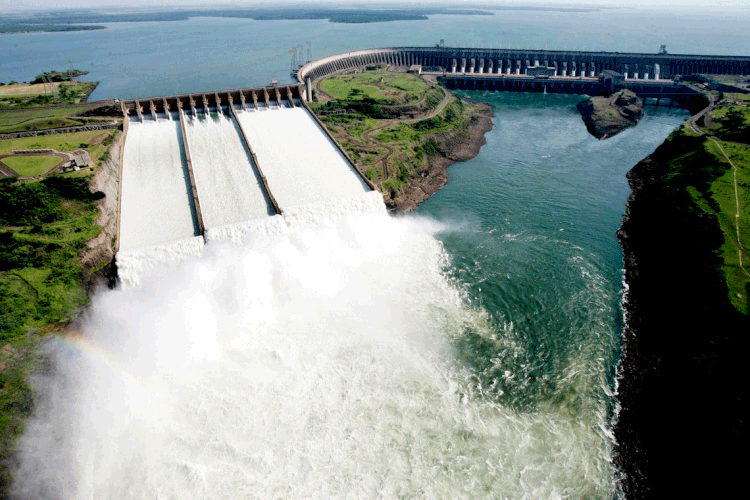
left=307, top=68, right=493, bottom=212
left=577, top=89, right=644, bottom=139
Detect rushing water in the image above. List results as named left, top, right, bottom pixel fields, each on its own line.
left=119, top=115, right=198, bottom=251
left=235, top=106, right=370, bottom=210
left=2, top=9, right=716, bottom=500
left=13, top=93, right=689, bottom=499
left=185, top=111, right=272, bottom=228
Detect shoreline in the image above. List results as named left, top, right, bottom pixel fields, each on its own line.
left=613, top=130, right=748, bottom=498
left=384, top=102, right=494, bottom=213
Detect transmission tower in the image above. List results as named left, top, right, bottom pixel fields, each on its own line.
left=290, top=47, right=297, bottom=72
left=67, top=58, right=75, bottom=81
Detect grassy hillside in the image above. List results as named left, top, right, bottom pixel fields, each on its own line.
left=310, top=69, right=486, bottom=194
left=0, top=174, right=102, bottom=496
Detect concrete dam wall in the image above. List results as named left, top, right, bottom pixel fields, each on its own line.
left=116, top=45, right=749, bottom=258
left=297, top=47, right=750, bottom=84
left=118, top=85, right=373, bottom=258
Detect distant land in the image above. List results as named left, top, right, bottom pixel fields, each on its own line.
left=0, top=23, right=105, bottom=34
left=0, top=5, right=600, bottom=32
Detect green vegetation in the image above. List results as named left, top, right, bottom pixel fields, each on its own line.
left=30, top=70, right=89, bottom=84
left=310, top=69, right=484, bottom=195
left=0, top=130, right=115, bottom=166
left=0, top=174, right=102, bottom=492
left=699, top=139, right=750, bottom=311
left=320, top=70, right=428, bottom=105
left=0, top=8, right=494, bottom=28
left=0, top=23, right=105, bottom=34
left=0, top=103, right=109, bottom=133
left=2, top=155, right=60, bottom=176
left=370, top=101, right=465, bottom=190
left=651, top=111, right=750, bottom=313
left=0, top=81, right=98, bottom=110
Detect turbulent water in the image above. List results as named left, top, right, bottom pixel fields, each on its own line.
left=13, top=93, right=689, bottom=499
left=15, top=195, right=617, bottom=500
left=119, top=115, right=198, bottom=251
left=185, top=111, right=272, bottom=228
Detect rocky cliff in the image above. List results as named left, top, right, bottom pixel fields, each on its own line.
left=80, top=129, right=121, bottom=290
left=386, top=102, right=493, bottom=212
left=615, top=129, right=747, bottom=499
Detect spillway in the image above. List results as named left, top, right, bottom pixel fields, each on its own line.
left=235, top=107, right=369, bottom=211
left=119, top=115, right=199, bottom=251
left=185, top=111, right=273, bottom=229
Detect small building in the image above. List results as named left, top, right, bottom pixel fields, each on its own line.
left=601, top=70, right=625, bottom=90
left=527, top=66, right=555, bottom=77
left=72, top=155, right=90, bottom=169
left=408, top=64, right=422, bottom=75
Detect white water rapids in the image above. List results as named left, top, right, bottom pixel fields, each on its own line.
left=13, top=105, right=615, bottom=499
left=13, top=194, right=614, bottom=499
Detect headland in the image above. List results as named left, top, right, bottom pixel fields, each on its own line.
left=308, top=69, right=492, bottom=212
left=615, top=90, right=749, bottom=499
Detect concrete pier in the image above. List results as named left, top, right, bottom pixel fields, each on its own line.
left=228, top=105, right=282, bottom=215
left=177, top=110, right=206, bottom=239
left=122, top=85, right=305, bottom=117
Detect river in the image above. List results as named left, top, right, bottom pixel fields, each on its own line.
left=4, top=7, right=744, bottom=499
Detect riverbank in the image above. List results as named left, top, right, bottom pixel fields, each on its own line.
left=384, top=103, right=493, bottom=212
left=615, top=95, right=749, bottom=498
left=310, top=69, right=493, bottom=212
left=0, top=102, right=121, bottom=498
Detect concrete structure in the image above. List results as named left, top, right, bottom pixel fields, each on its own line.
left=122, top=84, right=305, bottom=120
left=297, top=47, right=750, bottom=85
left=295, top=46, right=742, bottom=106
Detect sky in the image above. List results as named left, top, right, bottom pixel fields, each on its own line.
left=1, top=0, right=749, bottom=13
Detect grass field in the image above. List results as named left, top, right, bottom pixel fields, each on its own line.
left=0, top=103, right=104, bottom=134
left=702, top=139, right=750, bottom=311
left=2, top=155, right=60, bottom=176
left=320, top=70, right=428, bottom=105
left=0, top=130, right=116, bottom=165
left=0, top=82, right=59, bottom=96
left=312, top=69, right=481, bottom=194
left=0, top=81, right=97, bottom=110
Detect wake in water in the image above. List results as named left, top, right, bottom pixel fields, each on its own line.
left=13, top=196, right=617, bottom=500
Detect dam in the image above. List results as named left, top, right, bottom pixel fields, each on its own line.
left=114, top=45, right=750, bottom=267
left=117, top=84, right=375, bottom=270
left=13, top=39, right=737, bottom=499
left=116, top=45, right=749, bottom=257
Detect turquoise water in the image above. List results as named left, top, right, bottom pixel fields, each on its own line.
left=419, top=93, right=688, bottom=417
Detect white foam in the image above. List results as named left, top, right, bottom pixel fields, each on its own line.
left=185, top=112, right=272, bottom=228
left=236, top=106, right=370, bottom=211
left=120, top=118, right=198, bottom=251
left=282, top=190, right=387, bottom=229
left=116, top=236, right=204, bottom=288
left=16, top=208, right=616, bottom=500
left=204, top=214, right=287, bottom=245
